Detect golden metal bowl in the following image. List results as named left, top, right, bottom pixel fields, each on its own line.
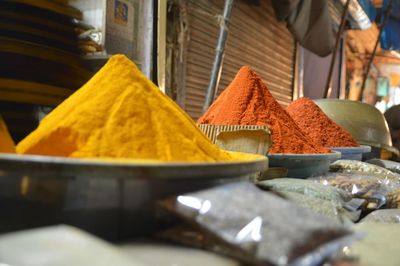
left=314, top=99, right=399, bottom=156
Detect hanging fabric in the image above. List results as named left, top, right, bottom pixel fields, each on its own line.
left=380, top=0, right=400, bottom=50
left=271, top=0, right=335, bottom=57
left=358, top=0, right=377, bottom=21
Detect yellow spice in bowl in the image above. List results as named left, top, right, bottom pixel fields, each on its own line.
left=17, top=55, right=255, bottom=162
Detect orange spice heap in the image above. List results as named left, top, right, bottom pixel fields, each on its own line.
left=198, top=66, right=329, bottom=154
left=287, top=97, right=359, bottom=148
left=0, top=115, right=15, bottom=153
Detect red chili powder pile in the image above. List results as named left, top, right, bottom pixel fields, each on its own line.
left=286, top=97, right=359, bottom=148
left=198, top=66, right=329, bottom=154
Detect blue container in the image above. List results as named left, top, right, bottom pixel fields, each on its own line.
left=268, top=152, right=341, bottom=178
left=329, top=145, right=371, bottom=162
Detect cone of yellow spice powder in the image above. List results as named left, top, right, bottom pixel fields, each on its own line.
left=17, top=55, right=252, bottom=162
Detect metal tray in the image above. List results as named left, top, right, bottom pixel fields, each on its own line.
left=0, top=78, right=72, bottom=106
left=0, top=153, right=268, bottom=179
left=0, top=37, right=83, bottom=68
left=0, top=153, right=268, bottom=240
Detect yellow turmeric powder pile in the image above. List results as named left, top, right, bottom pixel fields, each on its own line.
left=17, top=55, right=250, bottom=162
left=0, top=115, right=15, bottom=153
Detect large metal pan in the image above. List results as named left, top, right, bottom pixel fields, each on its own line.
left=0, top=153, right=268, bottom=241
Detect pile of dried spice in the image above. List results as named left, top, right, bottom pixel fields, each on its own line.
left=287, top=97, right=358, bottom=147
left=0, top=115, right=15, bottom=153
left=16, top=55, right=255, bottom=162
left=198, top=66, right=329, bottom=154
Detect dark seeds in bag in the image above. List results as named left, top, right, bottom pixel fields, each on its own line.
left=158, top=182, right=356, bottom=266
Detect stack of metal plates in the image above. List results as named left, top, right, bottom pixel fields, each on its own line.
left=0, top=0, right=91, bottom=106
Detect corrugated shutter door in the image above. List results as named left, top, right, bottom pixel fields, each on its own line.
left=184, top=0, right=295, bottom=119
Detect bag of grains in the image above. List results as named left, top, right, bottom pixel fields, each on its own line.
left=366, top=159, right=400, bottom=175
left=330, top=160, right=400, bottom=181
left=280, top=191, right=356, bottom=223
left=158, top=182, right=358, bottom=266
left=258, top=178, right=360, bottom=222
left=257, top=178, right=352, bottom=204
left=361, top=209, right=400, bottom=223
left=385, top=188, right=400, bottom=208
left=310, top=172, right=390, bottom=210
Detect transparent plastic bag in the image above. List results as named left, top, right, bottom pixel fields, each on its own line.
left=313, top=170, right=400, bottom=210
left=310, top=172, right=390, bottom=210
left=330, top=160, right=400, bottom=181
left=279, top=191, right=353, bottom=223
left=158, top=223, right=253, bottom=264
left=257, top=178, right=360, bottom=222
left=366, top=159, right=400, bottom=175
left=361, top=209, right=400, bottom=223
left=158, top=182, right=358, bottom=266
left=386, top=188, right=400, bottom=209
left=257, top=178, right=352, bottom=205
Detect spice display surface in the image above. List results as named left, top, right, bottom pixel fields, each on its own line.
left=198, top=66, right=329, bottom=154
left=0, top=116, right=15, bottom=153
left=16, top=55, right=250, bottom=162
left=286, top=97, right=358, bottom=148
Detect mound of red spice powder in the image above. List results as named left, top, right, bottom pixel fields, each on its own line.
left=198, top=66, right=329, bottom=154
left=286, top=97, right=359, bottom=148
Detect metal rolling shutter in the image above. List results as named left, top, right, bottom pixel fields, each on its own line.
left=184, top=0, right=295, bottom=119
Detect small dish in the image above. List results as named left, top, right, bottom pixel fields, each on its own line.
left=329, top=145, right=371, bottom=161
left=268, top=152, right=341, bottom=178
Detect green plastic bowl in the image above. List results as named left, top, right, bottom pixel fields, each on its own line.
left=314, top=99, right=399, bottom=156
left=268, top=152, right=341, bottom=178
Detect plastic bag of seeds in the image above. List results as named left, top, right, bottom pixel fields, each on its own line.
left=279, top=191, right=358, bottom=223
left=257, top=178, right=352, bottom=205
left=330, top=160, right=400, bottom=181
left=314, top=171, right=400, bottom=210
left=310, top=172, right=389, bottom=210
left=361, top=209, right=400, bottom=223
left=366, top=159, right=400, bottom=175
left=385, top=188, right=400, bottom=208
left=257, top=178, right=360, bottom=222
left=158, top=182, right=359, bottom=266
